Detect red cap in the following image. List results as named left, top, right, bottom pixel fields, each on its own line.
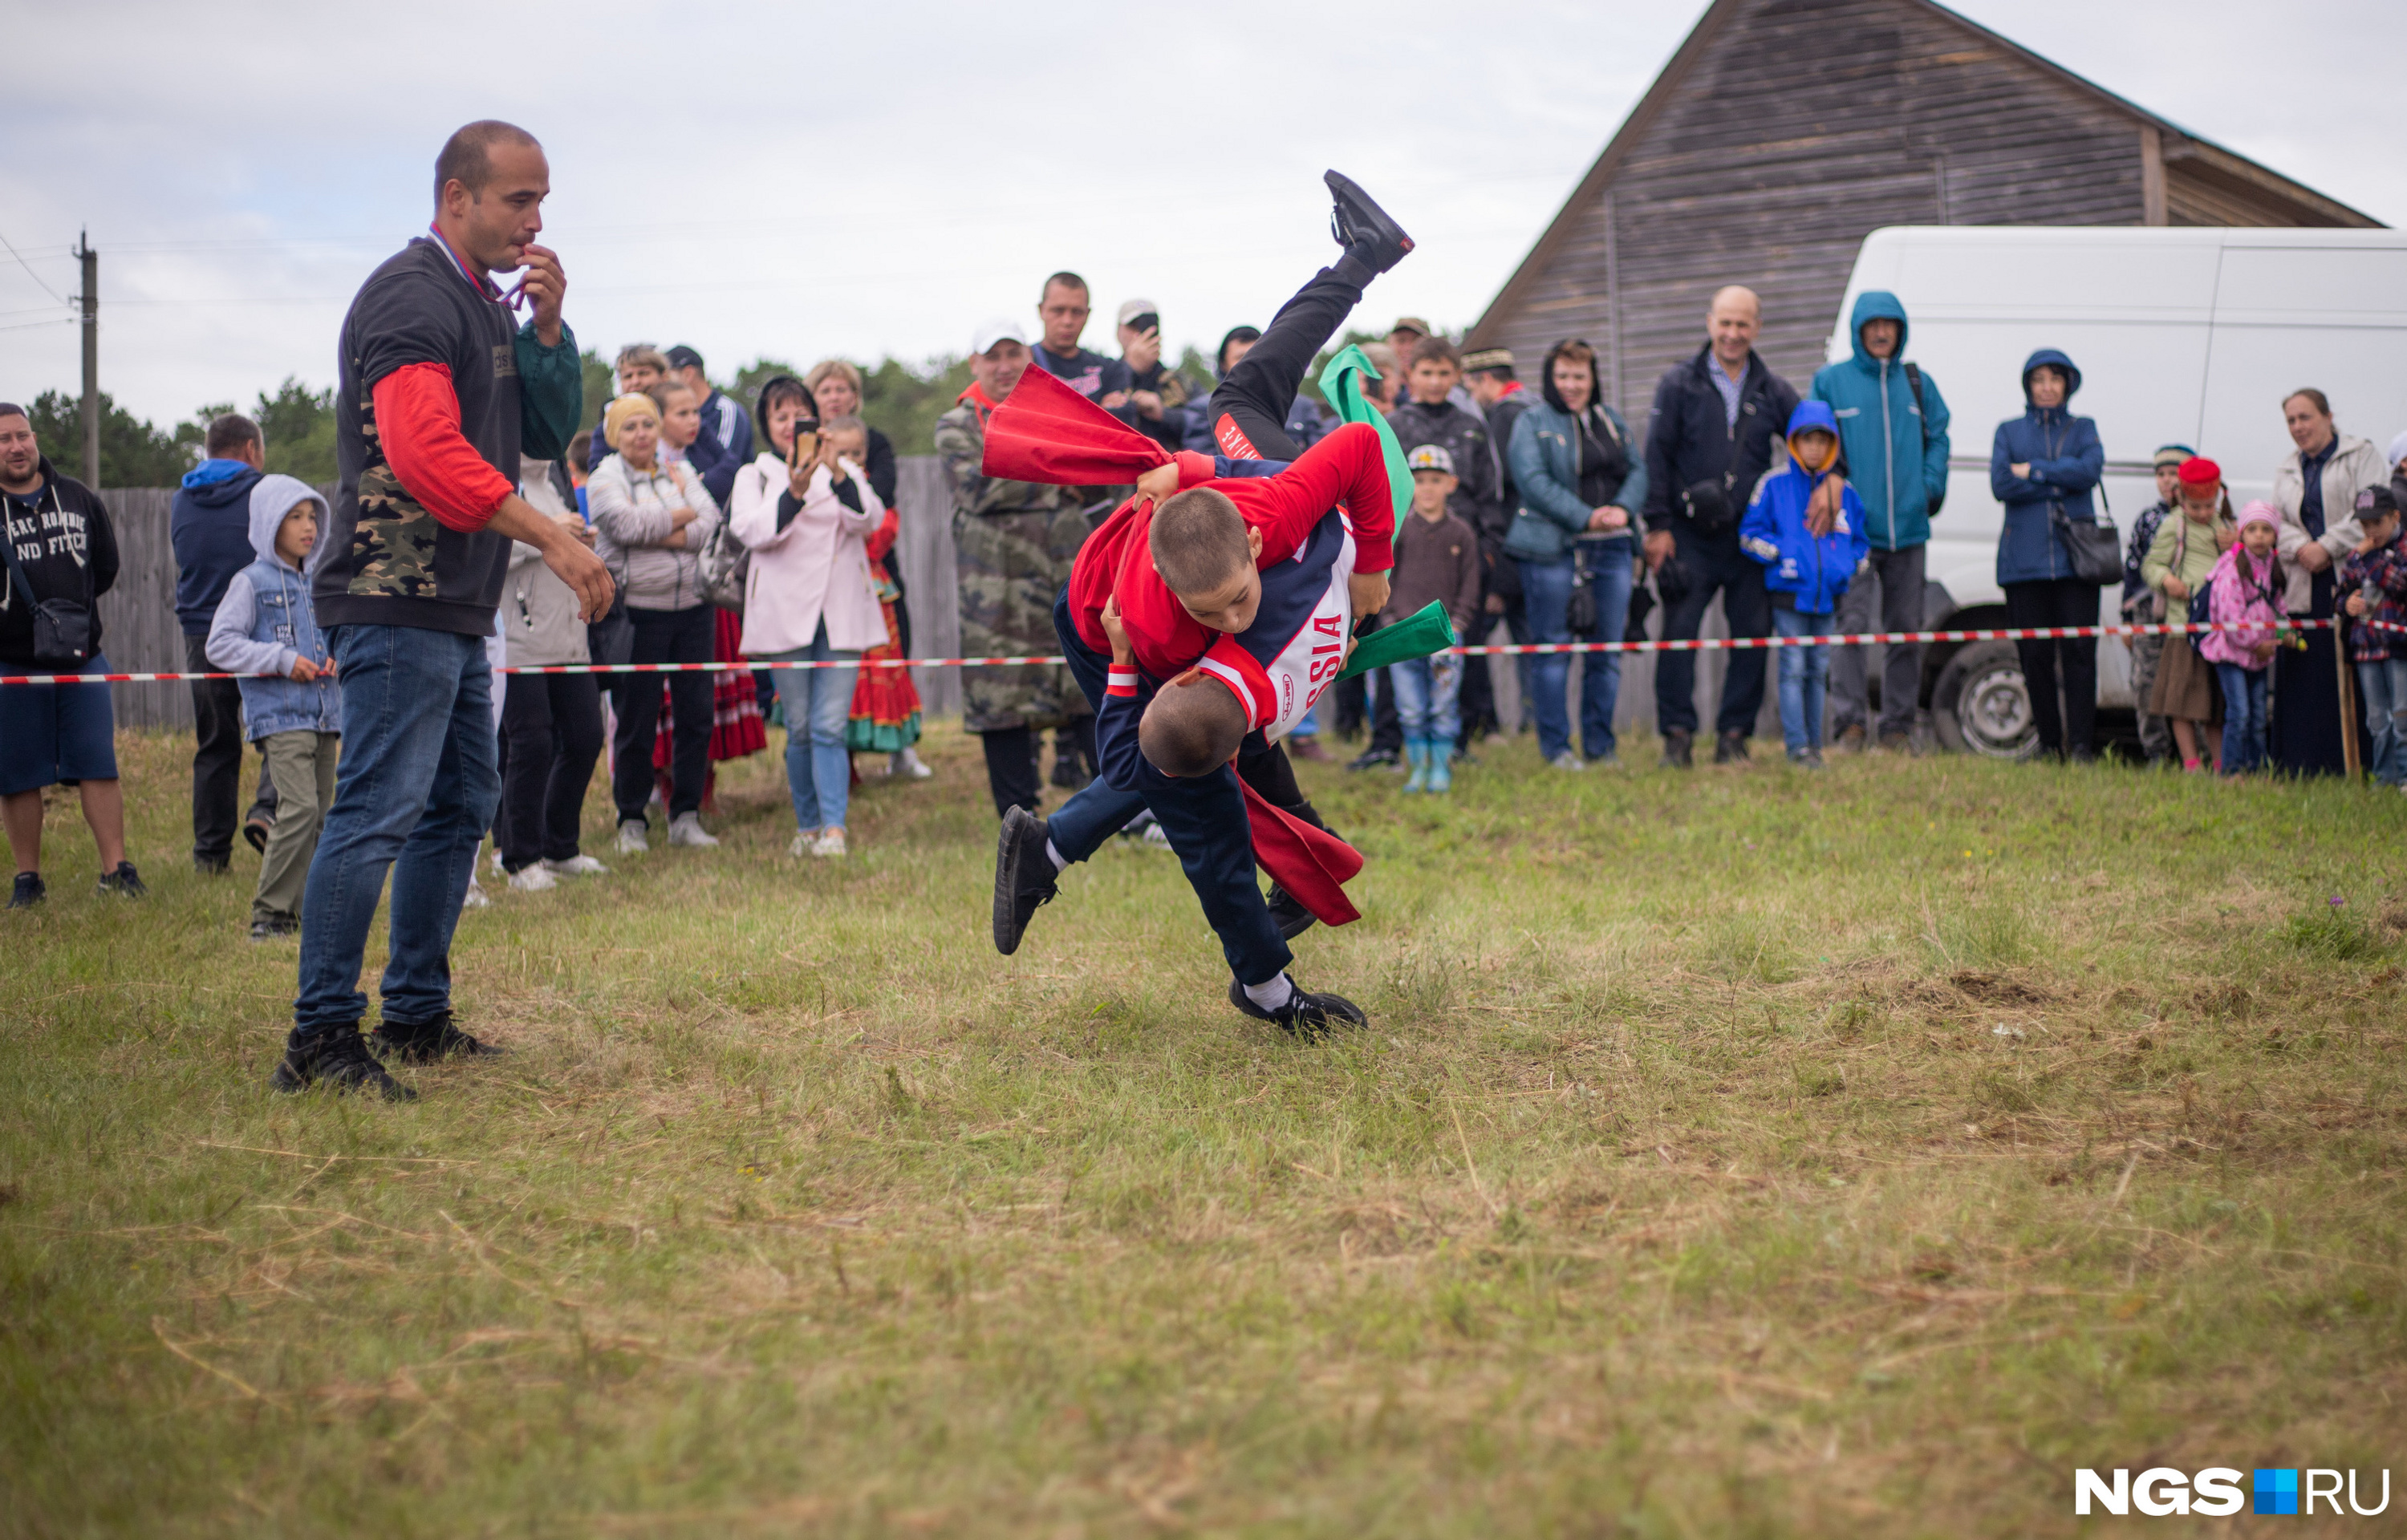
left=2178, top=456, right=2222, bottom=486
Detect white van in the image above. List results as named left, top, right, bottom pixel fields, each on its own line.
left=1826, top=226, right=2407, bottom=756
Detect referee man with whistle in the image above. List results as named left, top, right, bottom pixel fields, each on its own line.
left=274, top=120, right=613, bottom=1100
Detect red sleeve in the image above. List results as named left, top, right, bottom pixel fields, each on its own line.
left=371, top=363, right=516, bottom=533
left=865, top=504, right=899, bottom=564
left=1220, top=422, right=1397, bottom=573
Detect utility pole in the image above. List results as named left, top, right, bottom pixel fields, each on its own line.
left=74, top=231, right=99, bottom=488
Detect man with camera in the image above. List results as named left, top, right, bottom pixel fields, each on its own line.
left=1640, top=285, right=1825, bottom=767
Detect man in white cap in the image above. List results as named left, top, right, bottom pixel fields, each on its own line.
left=934, top=320, right=1097, bottom=818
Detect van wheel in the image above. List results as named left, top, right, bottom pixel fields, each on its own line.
left=1932, top=640, right=2039, bottom=759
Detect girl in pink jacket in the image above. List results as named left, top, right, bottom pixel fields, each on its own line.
left=2198, top=501, right=2287, bottom=776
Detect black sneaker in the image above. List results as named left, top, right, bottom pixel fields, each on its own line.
left=270, top=1028, right=416, bottom=1101
left=243, top=813, right=274, bottom=854
left=8, top=872, right=45, bottom=910
left=370, top=1011, right=503, bottom=1064
left=97, top=861, right=147, bottom=898
left=1659, top=729, right=1694, bottom=768
left=1324, top=171, right=1415, bottom=275
left=1265, top=884, right=1317, bottom=942
left=1346, top=747, right=1398, bottom=772
left=1228, top=974, right=1370, bottom=1041
left=992, top=804, right=1057, bottom=956
left=1713, top=731, right=1750, bottom=765
left=250, top=915, right=298, bottom=942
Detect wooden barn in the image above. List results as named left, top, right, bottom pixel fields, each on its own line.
left=1464, top=0, right=2381, bottom=417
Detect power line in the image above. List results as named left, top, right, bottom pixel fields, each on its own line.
left=0, top=227, right=70, bottom=305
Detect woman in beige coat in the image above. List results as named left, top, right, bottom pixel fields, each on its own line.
left=2269, top=388, right=2386, bottom=774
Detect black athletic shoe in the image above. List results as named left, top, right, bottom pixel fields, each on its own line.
left=1713, top=731, right=1750, bottom=765
left=1324, top=171, right=1414, bottom=275
left=992, top=804, right=1057, bottom=956
left=370, top=1011, right=503, bottom=1064
left=1265, top=884, right=1317, bottom=942
left=250, top=916, right=298, bottom=942
left=242, top=813, right=274, bottom=854
left=270, top=1028, right=416, bottom=1101
left=1346, top=747, right=1398, bottom=772
left=1228, top=974, right=1370, bottom=1041
left=97, top=861, right=147, bottom=898
left=8, top=872, right=45, bottom=910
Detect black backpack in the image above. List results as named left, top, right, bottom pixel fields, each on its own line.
left=1903, top=363, right=1944, bottom=517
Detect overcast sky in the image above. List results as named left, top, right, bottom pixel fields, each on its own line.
left=6, top=0, right=2401, bottom=428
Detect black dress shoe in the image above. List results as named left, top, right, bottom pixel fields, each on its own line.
left=242, top=813, right=274, bottom=854
left=1324, top=170, right=1414, bottom=275
left=1228, top=974, right=1370, bottom=1041
left=992, top=805, right=1058, bottom=956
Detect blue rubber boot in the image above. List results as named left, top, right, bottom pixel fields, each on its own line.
left=1402, top=739, right=1428, bottom=793
left=1427, top=739, right=1453, bottom=794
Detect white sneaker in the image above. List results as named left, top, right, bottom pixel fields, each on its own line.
left=542, top=854, right=609, bottom=877
left=789, top=829, right=818, bottom=857
left=507, top=864, right=558, bottom=892
left=810, top=827, right=849, bottom=859
left=667, top=813, right=719, bottom=848
left=891, top=748, right=933, bottom=780
left=461, top=877, right=490, bottom=910
left=490, top=847, right=505, bottom=873
left=1549, top=752, right=1587, bottom=772
left=1143, top=822, right=1171, bottom=849
left=615, top=820, right=650, bottom=855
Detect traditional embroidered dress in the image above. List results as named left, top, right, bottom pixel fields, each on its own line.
left=846, top=502, right=923, bottom=752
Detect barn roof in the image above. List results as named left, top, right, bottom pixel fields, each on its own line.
left=1469, top=0, right=2381, bottom=347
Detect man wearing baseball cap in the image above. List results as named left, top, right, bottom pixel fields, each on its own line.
left=934, top=318, right=1096, bottom=817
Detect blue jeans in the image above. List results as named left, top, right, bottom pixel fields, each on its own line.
left=1518, top=538, right=1634, bottom=760
left=1772, top=606, right=1834, bottom=755
left=2358, top=658, right=2407, bottom=785
left=1390, top=654, right=1461, bottom=743
left=767, top=623, right=860, bottom=830
left=294, top=626, right=498, bottom=1038
left=2216, top=663, right=2269, bottom=773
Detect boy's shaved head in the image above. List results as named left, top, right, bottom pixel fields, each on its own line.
left=1150, top=488, right=1250, bottom=594
left=1140, top=674, right=1248, bottom=779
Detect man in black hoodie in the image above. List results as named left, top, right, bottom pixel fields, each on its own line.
left=1, top=403, right=143, bottom=906
left=171, top=411, right=279, bottom=871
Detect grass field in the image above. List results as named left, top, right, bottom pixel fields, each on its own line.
left=4, top=719, right=2405, bottom=1538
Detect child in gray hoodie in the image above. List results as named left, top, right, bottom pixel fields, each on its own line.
left=205, top=474, right=341, bottom=939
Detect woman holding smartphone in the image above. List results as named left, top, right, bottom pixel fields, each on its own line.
left=730, top=376, right=887, bottom=858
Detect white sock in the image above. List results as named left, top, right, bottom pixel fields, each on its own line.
left=1045, top=839, right=1069, bottom=873
left=1242, top=974, right=1297, bottom=1011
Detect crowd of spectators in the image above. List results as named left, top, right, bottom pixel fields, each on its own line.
left=10, top=192, right=2407, bottom=926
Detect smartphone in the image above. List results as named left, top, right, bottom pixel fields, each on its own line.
left=790, top=422, right=821, bottom=468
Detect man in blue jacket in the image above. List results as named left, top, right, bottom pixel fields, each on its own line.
left=1810, top=290, right=1950, bottom=753
left=170, top=411, right=278, bottom=872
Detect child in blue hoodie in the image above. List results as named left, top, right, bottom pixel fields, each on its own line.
left=1739, top=401, right=1869, bottom=766
left=205, top=475, right=342, bottom=940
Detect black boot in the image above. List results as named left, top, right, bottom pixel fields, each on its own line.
left=1325, top=171, right=1414, bottom=277
left=1659, top=729, right=1694, bottom=768
left=1714, top=730, right=1751, bottom=764
left=1265, top=884, right=1317, bottom=942
left=992, top=804, right=1057, bottom=956
left=270, top=1027, right=416, bottom=1100
left=1228, top=974, right=1370, bottom=1041
left=370, top=1011, right=503, bottom=1064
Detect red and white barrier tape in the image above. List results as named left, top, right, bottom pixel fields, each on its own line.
left=0, top=617, right=2337, bottom=686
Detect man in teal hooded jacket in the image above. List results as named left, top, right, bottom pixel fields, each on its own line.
left=1809, top=290, right=1950, bottom=751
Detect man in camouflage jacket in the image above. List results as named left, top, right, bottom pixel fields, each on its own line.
left=937, top=322, right=1094, bottom=817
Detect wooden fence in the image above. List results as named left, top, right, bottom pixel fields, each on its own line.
left=87, top=461, right=1760, bottom=738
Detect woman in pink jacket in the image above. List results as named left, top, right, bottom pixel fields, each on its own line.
left=2198, top=501, right=2289, bottom=777
left=729, top=379, right=888, bottom=858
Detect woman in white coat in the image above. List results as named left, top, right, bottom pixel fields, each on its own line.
left=731, top=379, right=887, bottom=858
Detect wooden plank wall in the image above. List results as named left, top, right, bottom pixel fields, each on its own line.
left=86, top=464, right=966, bottom=736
